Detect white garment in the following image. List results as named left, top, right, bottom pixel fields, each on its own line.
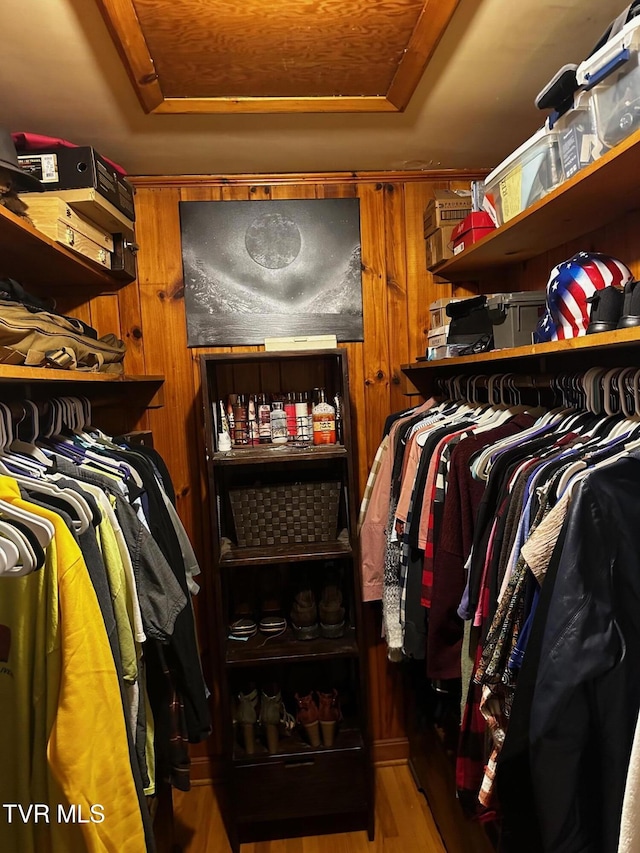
left=618, top=709, right=640, bottom=853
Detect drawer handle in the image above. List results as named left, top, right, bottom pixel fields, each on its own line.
left=65, top=226, right=75, bottom=247
left=283, top=759, right=315, bottom=769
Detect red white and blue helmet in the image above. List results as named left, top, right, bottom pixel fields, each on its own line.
left=534, top=251, right=633, bottom=343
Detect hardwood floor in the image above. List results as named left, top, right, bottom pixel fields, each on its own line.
left=173, top=764, right=446, bottom=852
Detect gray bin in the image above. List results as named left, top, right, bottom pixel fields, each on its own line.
left=486, top=291, right=546, bottom=349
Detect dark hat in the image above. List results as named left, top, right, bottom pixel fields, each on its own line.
left=0, top=128, right=43, bottom=192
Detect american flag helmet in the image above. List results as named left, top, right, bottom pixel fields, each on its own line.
left=533, top=251, right=633, bottom=343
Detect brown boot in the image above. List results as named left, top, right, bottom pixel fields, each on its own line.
left=295, top=691, right=320, bottom=746
left=319, top=570, right=345, bottom=638
left=317, top=688, right=342, bottom=747
left=290, top=575, right=319, bottom=640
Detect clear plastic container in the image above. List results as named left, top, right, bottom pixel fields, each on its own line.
left=577, top=16, right=640, bottom=152
left=483, top=127, right=564, bottom=226
left=552, top=90, right=601, bottom=179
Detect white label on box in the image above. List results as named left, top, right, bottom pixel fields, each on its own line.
left=39, top=154, right=59, bottom=183
left=453, top=242, right=465, bottom=255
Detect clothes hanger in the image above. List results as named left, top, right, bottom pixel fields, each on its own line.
left=0, top=520, right=36, bottom=575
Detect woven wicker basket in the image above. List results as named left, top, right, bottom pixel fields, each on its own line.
left=229, top=481, right=341, bottom=547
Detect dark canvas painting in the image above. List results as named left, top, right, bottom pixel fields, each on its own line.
left=179, top=198, right=363, bottom=346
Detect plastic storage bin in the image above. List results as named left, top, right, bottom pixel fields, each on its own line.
left=484, top=127, right=564, bottom=226
left=486, top=291, right=547, bottom=349
left=552, top=90, right=600, bottom=179
left=577, top=16, right=640, bottom=152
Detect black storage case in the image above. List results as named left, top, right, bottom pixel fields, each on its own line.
left=17, top=147, right=135, bottom=220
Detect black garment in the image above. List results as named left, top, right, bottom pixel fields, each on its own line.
left=103, top=447, right=211, bottom=742
left=467, top=428, right=562, bottom=619
left=496, top=525, right=566, bottom=853
left=527, top=460, right=640, bottom=853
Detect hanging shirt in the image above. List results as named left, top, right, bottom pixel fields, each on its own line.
left=0, top=475, right=147, bottom=853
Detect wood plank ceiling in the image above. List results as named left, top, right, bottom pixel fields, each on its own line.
left=95, top=0, right=461, bottom=113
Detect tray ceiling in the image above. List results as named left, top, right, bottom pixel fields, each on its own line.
left=95, top=0, right=461, bottom=113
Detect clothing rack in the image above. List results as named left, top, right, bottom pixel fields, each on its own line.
left=0, top=395, right=206, bottom=853
left=361, top=369, right=640, bottom=852
left=433, top=365, right=640, bottom=416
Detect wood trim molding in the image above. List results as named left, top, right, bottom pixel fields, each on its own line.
left=154, top=96, right=399, bottom=115
left=130, top=170, right=489, bottom=188
left=387, top=0, right=462, bottom=110
left=94, top=0, right=163, bottom=112
left=372, top=737, right=410, bottom=765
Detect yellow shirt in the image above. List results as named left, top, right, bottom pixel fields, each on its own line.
left=0, top=476, right=147, bottom=853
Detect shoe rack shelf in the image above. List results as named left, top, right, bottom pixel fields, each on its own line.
left=232, top=724, right=364, bottom=763
left=201, top=350, right=374, bottom=852
left=226, top=626, right=359, bottom=667
left=219, top=530, right=352, bottom=567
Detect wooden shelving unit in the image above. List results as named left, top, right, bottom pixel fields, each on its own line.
left=0, top=364, right=164, bottom=384
left=405, top=125, right=640, bottom=853
left=429, top=125, right=640, bottom=281
left=403, top=326, right=640, bottom=380
left=0, top=204, right=127, bottom=291
left=201, top=350, right=373, bottom=853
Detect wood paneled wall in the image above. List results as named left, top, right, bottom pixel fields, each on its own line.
left=125, top=170, right=484, bottom=776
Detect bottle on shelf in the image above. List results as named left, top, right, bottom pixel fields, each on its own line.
left=295, top=391, right=312, bottom=443
left=270, top=400, right=288, bottom=444
left=312, top=388, right=336, bottom=445
left=247, top=395, right=260, bottom=446
left=257, top=393, right=272, bottom=444
left=285, top=392, right=297, bottom=441
left=233, top=394, right=248, bottom=445
left=333, top=392, right=344, bottom=445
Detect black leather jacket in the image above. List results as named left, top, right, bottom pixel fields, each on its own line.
left=529, top=456, right=640, bottom=852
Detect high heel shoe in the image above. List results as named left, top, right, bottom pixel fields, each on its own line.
left=295, top=690, right=321, bottom=747
left=236, top=685, right=258, bottom=754
left=317, top=688, right=342, bottom=747
left=259, top=683, right=295, bottom=754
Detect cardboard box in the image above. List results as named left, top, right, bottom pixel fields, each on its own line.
left=452, top=212, right=496, bottom=255
left=423, top=189, right=472, bottom=237
left=427, top=324, right=450, bottom=348
left=426, top=224, right=457, bottom=269
left=17, top=147, right=135, bottom=220
left=429, top=297, right=460, bottom=329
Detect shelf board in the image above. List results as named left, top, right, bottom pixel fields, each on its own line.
left=0, top=205, right=127, bottom=291
left=402, top=326, right=640, bottom=373
left=429, top=126, right=640, bottom=281
left=220, top=530, right=352, bottom=567
left=232, top=726, right=364, bottom=764
left=0, top=365, right=165, bottom=384
left=212, top=444, right=347, bottom=465
left=225, top=626, right=358, bottom=667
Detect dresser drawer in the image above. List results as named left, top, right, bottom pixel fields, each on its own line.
left=233, top=747, right=368, bottom=823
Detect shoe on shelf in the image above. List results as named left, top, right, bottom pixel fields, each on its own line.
left=317, top=688, right=342, bottom=747
left=259, top=682, right=295, bottom=754
left=319, top=569, right=345, bottom=639
left=258, top=566, right=287, bottom=636
left=290, top=574, right=319, bottom=640
left=230, top=568, right=257, bottom=640
left=295, top=690, right=321, bottom=747
left=236, top=685, right=259, bottom=754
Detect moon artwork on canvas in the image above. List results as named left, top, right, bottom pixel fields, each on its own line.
left=245, top=213, right=302, bottom=269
